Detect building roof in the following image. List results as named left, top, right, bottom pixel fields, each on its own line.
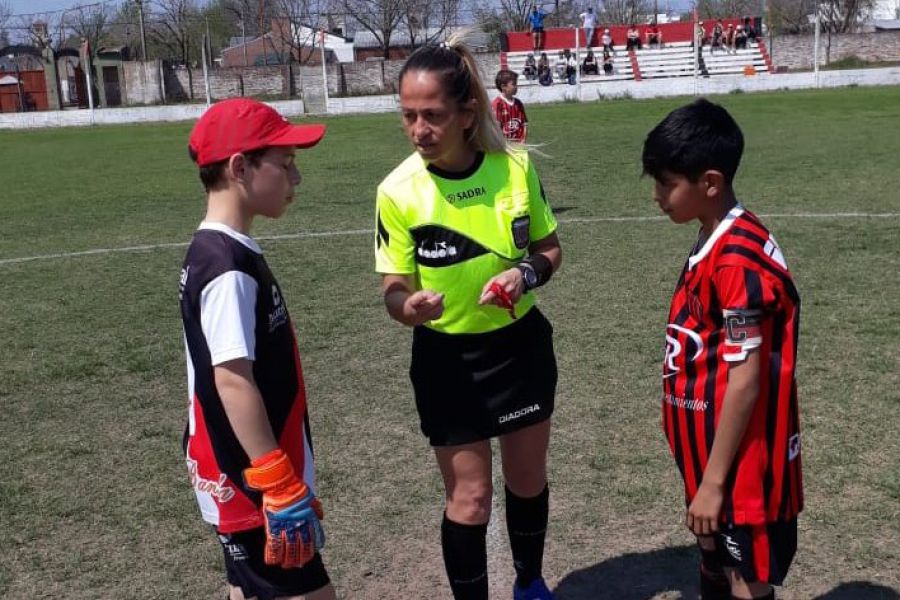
left=351, top=27, right=490, bottom=50
left=873, top=19, right=900, bottom=29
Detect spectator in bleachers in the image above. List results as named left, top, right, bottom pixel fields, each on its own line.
left=695, top=21, right=708, bottom=48
left=735, top=24, right=748, bottom=49
left=724, top=23, right=736, bottom=53
left=580, top=7, right=597, bottom=48
left=537, top=52, right=552, bottom=85
left=529, top=4, right=551, bottom=51
left=523, top=53, right=538, bottom=81
left=743, top=16, right=757, bottom=41
left=564, top=48, right=578, bottom=84
left=603, top=49, right=614, bottom=75
left=554, top=50, right=567, bottom=80
left=711, top=20, right=725, bottom=52
left=646, top=20, right=663, bottom=48
left=582, top=48, right=599, bottom=75
left=626, top=24, right=642, bottom=50
left=492, top=70, right=528, bottom=142
left=601, top=28, right=615, bottom=54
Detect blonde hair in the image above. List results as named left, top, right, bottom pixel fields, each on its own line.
left=399, top=30, right=511, bottom=155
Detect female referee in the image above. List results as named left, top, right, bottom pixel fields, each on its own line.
left=374, top=35, right=562, bottom=600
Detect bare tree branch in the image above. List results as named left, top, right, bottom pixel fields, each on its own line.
left=599, top=0, right=651, bottom=26
left=67, top=2, right=112, bottom=54
left=343, top=0, right=405, bottom=58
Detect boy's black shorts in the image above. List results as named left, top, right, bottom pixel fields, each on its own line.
left=410, top=307, right=557, bottom=447
left=714, top=519, right=797, bottom=586
left=218, top=527, right=330, bottom=600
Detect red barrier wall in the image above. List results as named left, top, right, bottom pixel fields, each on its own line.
left=505, top=19, right=745, bottom=52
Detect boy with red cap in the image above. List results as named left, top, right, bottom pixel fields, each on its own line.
left=179, top=98, right=334, bottom=600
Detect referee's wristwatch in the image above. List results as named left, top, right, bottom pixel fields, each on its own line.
left=517, top=262, right=538, bottom=291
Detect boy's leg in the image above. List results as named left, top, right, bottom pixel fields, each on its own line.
left=227, top=583, right=336, bottom=600
left=500, top=420, right=551, bottom=592
left=714, top=519, right=797, bottom=599
left=219, top=529, right=332, bottom=600
left=697, top=536, right=730, bottom=600
left=435, top=441, right=493, bottom=600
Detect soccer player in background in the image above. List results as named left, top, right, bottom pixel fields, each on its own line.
left=492, top=70, right=528, bottom=143
left=375, top=36, right=563, bottom=600
left=642, top=99, right=803, bottom=600
left=179, top=98, right=335, bottom=600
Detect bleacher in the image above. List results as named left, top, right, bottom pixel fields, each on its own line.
left=635, top=40, right=769, bottom=79
left=500, top=21, right=774, bottom=85
left=505, top=49, right=635, bottom=86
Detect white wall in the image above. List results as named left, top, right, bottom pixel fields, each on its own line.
left=0, top=99, right=305, bottom=129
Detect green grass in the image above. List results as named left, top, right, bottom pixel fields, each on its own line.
left=1, top=86, right=899, bottom=599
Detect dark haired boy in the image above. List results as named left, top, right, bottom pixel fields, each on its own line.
left=180, top=98, right=336, bottom=600
left=642, top=98, right=803, bottom=600
left=492, top=69, right=528, bottom=142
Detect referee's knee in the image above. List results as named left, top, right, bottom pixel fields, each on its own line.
left=446, top=483, right=493, bottom=525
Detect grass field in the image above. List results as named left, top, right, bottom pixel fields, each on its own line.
left=1, top=86, right=899, bottom=599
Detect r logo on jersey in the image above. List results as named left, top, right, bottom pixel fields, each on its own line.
left=664, top=324, right=704, bottom=378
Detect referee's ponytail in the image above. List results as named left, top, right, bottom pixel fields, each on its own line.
left=399, top=31, right=511, bottom=155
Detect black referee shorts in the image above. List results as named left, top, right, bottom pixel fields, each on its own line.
left=410, top=307, right=557, bottom=447
left=217, top=527, right=330, bottom=600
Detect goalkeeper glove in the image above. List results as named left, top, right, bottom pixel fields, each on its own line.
left=243, top=448, right=325, bottom=568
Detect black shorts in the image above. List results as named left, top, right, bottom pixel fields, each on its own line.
left=410, top=307, right=557, bottom=447
left=714, top=519, right=797, bottom=586
left=532, top=27, right=545, bottom=33
left=217, top=528, right=331, bottom=600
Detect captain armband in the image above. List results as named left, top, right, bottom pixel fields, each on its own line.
left=722, top=308, right=763, bottom=362
left=517, top=253, right=554, bottom=291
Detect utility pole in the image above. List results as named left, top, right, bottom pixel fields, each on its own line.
left=241, top=10, right=248, bottom=66
left=137, top=0, right=148, bottom=61
left=205, top=16, right=212, bottom=68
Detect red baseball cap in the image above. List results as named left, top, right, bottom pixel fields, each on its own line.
left=189, top=98, right=325, bottom=167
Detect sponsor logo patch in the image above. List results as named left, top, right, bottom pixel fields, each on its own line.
left=499, top=403, right=540, bottom=424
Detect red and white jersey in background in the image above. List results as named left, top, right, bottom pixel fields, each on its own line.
left=492, top=95, right=528, bottom=142
left=663, top=206, right=803, bottom=526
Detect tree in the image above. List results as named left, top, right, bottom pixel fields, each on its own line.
left=0, top=0, right=11, bottom=46
left=819, top=0, right=874, bottom=32
left=151, top=0, right=203, bottom=64
left=271, top=0, right=329, bottom=64
left=695, top=0, right=759, bottom=20
left=342, top=0, right=405, bottom=58
left=401, top=0, right=461, bottom=48
left=768, top=0, right=816, bottom=33
left=68, top=2, right=112, bottom=55
left=599, top=0, right=651, bottom=25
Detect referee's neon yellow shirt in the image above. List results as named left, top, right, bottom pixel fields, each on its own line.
left=375, top=150, right=557, bottom=334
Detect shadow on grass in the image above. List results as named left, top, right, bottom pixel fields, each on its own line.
left=815, top=582, right=900, bottom=599
left=554, top=544, right=698, bottom=599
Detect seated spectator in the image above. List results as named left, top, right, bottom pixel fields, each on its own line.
left=711, top=20, right=724, bottom=52
left=743, top=16, right=757, bottom=41
left=695, top=21, right=708, bottom=47
left=646, top=21, right=663, bottom=48
left=735, top=24, right=748, bottom=49
left=554, top=50, right=567, bottom=80
left=563, top=48, right=578, bottom=84
left=603, top=49, right=614, bottom=75
left=626, top=24, right=642, bottom=51
left=582, top=48, right=599, bottom=75
left=724, top=23, right=736, bottom=52
left=522, top=53, right=538, bottom=81
left=601, top=28, right=615, bottom=54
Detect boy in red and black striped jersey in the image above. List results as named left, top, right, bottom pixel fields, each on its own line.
left=642, top=99, right=803, bottom=600
left=492, top=70, right=528, bottom=142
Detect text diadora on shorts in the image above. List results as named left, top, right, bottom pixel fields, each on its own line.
left=499, top=404, right=540, bottom=424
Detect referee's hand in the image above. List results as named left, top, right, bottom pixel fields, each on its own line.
left=402, top=290, right=445, bottom=326
left=479, top=269, right=525, bottom=308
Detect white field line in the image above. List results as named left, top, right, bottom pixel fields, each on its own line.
left=2, top=213, right=899, bottom=266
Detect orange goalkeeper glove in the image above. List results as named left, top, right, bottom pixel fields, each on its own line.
left=243, top=448, right=325, bottom=568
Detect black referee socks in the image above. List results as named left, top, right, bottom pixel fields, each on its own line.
left=505, top=484, right=550, bottom=590
left=441, top=514, right=489, bottom=600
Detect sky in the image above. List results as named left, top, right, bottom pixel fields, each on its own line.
left=7, top=0, right=697, bottom=20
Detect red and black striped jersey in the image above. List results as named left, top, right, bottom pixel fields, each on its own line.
left=492, top=96, right=528, bottom=142
left=662, top=206, right=803, bottom=525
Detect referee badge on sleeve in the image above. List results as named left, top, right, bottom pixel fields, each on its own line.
left=512, top=216, right=531, bottom=249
